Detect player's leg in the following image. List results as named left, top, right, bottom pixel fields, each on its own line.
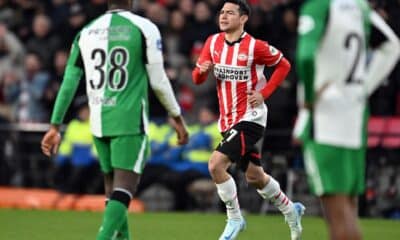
left=93, top=136, right=123, bottom=240
left=209, top=151, right=242, bottom=218
left=103, top=172, right=130, bottom=240
left=245, top=160, right=304, bottom=240
left=209, top=151, right=245, bottom=239
left=303, top=141, right=365, bottom=240
left=321, top=195, right=362, bottom=240
left=96, top=135, right=148, bottom=240
left=97, top=169, right=138, bottom=240
left=349, top=196, right=362, bottom=240
left=241, top=125, right=299, bottom=216
left=248, top=163, right=295, bottom=214
left=213, top=122, right=274, bottom=239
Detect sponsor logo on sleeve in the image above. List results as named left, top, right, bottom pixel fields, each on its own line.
left=269, top=46, right=279, bottom=56
left=156, top=39, right=163, bottom=50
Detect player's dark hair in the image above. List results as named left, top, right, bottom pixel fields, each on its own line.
left=223, top=0, right=251, bottom=16
left=108, top=0, right=131, bottom=9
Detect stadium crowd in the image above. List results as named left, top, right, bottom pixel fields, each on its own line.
left=0, top=0, right=399, bottom=125
left=0, top=0, right=399, bottom=217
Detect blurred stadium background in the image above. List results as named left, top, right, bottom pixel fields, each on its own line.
left=0, top=0, right=399, bottom=238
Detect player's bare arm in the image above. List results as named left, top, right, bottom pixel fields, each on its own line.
left=41, top=125, right=61, bottom=157
left=169, top=115, right=189, bottom=145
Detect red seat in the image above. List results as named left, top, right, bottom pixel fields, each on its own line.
left=382, top=117, right=400, bottom=148
left=367, top=117, right=387, bottom=148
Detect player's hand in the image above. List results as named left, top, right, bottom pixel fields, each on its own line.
left=292, top=108, right=311, bottom=145
left=169, top=116, right=189, bottom=145
left=41, top=125, right=61, bottom=157
left=198, top=61, right=213, bottom=74
left=247, top=90, right=264, bottom=108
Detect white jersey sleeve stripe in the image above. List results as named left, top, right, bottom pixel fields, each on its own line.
left=364, top=11, right=400, bottom=95
left=119, top=12, right=163, bottom=65
left=146, top=63, right=181, bottom=117
left=267, top=54, right=283, bottom=67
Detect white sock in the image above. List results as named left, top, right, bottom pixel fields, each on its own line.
left=216, top=177, right=242, bottom=220
left=257, top=177, right=293, bottom=215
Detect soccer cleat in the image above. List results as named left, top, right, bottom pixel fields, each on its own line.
left=285, top=202, right=305, bottom=240
left=218, top=218, right=246, bottom=240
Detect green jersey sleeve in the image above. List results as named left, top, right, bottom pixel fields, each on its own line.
left=296, top=0, right=330, bottom=105
left=51, top=34, right=84, bottom=124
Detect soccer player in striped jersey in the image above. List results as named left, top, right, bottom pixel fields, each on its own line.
left=192, top=1, right=304, bottom=239
left=41, top=0, right=189, bottom=239
left=294, top=0, right=400, bottom=239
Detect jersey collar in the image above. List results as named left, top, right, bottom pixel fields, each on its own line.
left=225, top=32, right=247, bottom=46
left=107, top=9, right=127, bottom=13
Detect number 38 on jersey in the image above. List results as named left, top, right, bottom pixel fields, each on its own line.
left=90, top=47, right=129, bottom=91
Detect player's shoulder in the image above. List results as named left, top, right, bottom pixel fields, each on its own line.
left=207, top=32, right=223, bottom=41
left=201, top=32, right=224, bottom=47
left=252, top=37, right=281, bottom=57
left=300, top=0, right=330, bottom=14
left=253, top=38, right=270, bottom=50
left=120, top=11, right=161, bottom=37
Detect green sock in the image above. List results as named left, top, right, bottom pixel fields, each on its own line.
left=96, top=200, right=127, bottom=240
left=116, top=216, right=130, bottom=240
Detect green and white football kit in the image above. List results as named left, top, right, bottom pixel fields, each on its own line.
left=51, top=9, right=181, bottom=174
left=295, top=0, right=400, bottom=196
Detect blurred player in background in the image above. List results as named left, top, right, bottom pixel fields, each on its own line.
left=192, top=1, right=304, bottom=239
left=41, top=0, right=189, bottom=239
left=294, top=0, right=400, bottom=239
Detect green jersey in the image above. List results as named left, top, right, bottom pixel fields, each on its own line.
left=51, top=10, right=181, bottom=137
left=295, top=0, right=399, bottom=148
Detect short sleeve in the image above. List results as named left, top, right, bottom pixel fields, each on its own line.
left=254, top=40, right=283, bottom=67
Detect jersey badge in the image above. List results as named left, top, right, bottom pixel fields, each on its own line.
left=238, top=53, right=248, bottom=61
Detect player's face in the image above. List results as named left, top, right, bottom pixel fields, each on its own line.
left=219, top=3, right=247, bottom=33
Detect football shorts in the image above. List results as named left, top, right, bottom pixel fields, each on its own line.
left=303, top=140, right=366, bottom=196
left=216, top=121, right=264, bottom=171
left=93, top=134, right=149, bottom=174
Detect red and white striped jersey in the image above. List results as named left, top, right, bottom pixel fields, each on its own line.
left=193, top=32, right=284, bottom=132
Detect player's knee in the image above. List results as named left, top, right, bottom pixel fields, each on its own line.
left=208, top=160, right=221, bottom=177
left=208, top=154, right=229, bottom=177
left=245, top=171, right=264, bottom=188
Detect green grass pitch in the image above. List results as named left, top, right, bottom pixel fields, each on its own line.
left=0, top=209, right=399, bottom=239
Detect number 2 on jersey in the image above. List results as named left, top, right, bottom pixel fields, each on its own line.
left=90, top=47, right=129, bottom=91
left=344, top=33, right=363, bottom=84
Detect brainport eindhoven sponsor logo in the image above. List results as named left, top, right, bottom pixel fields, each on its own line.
left=213, top=64, right=250, bottom=82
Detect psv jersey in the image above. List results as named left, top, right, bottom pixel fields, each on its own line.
left=196, top=32, right=283, bottom=132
